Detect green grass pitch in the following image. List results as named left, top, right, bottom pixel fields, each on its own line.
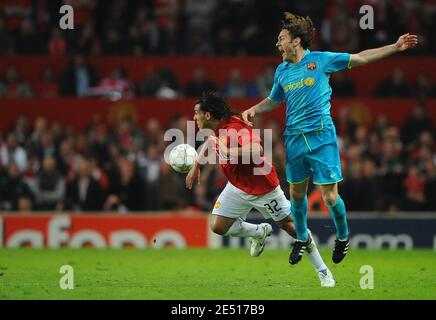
left=0, top=248, right=435, bottom=300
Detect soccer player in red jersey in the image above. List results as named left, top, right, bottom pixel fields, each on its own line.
left=186, top=92, right=335, bottom=287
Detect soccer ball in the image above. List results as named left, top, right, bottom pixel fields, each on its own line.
left=168, top=144, right=198, bottom=173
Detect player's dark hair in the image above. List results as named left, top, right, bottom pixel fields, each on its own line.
left=196, top=91, right=239, bottom=120
left=281, top=12, right=315, bottom=49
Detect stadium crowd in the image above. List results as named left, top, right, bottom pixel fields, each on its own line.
left=0, top=0, right=435, bottom=57
left=0, top=101, right=435, bottom=214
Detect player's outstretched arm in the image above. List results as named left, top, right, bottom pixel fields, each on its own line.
left=350, top=33, right=418, bottom=68
left=242, top=98, right=281, bottom=126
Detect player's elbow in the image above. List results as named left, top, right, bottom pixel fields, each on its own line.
left=350, top=54, right=368, bottom=68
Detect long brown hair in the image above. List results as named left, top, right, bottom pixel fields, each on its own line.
left=281, top=12, right=315, bottom=49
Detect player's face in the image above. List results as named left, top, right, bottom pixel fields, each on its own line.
left=193, top=104, right=208, bottom=129
left=276, top=29, right=296, bottom=61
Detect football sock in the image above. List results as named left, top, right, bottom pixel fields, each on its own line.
left=327, top=195, right=349, bottom=241
left=290, top=196, right=309, bottom=241
left=306, top=242, right=328, bottom=272
left=224, top=218, right=263, bottom=238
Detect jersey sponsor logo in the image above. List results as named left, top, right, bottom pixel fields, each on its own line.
left=284, top=77, right=316, bottom=93
left=304, top=77, right=315, bottom=86
left=307, top=62, right=317, bottom=71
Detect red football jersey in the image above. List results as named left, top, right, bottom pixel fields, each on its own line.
left=215, top=116, right=279, bottom=195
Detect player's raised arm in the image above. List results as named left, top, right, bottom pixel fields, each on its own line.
left=349, top=33, right=418, bottom=68
left=242, top=98, right=281, bottom=126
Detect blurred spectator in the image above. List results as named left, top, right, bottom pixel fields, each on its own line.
left=192, top=184, right=212, bottom=211
left=424, top=159, right=436, bottom=211
left=140, top=68, right=180, bottom=98
left=144, top=144, right=161, bottom=210
left=223, top=69, right=248, bottom=98
left=373, top=113, right=391, bottom=138
left=89, top=123, right=110, bottom=167
left=30, top=117, right=48, bottom=145
left=342, top=157, right=380, bottom=211
left=0, top=18, right=14, bottom=54
left=159, top=161, right=191, bottom=210
left=404, top=165, right=426, bottom=211
left=373, top=68, right=411, bottom=98
left=0, top=162, right=34, bottom=211
left=184, top=67, right=216, bottom=97
left=240, top=22, right=264, bottom=55
left=1, top=132, right=27, bottom=172
left=141, top=71, right=162, bottom=97
left=18, top=196, right=33, bottom=212
left=76, top=21, right=97, bottom=55
left=411, top=73, right=436, bottom=99
left=378, top=126, right=405, bottom=210
left=37, top=129, right=58, bottom=162
left=334, top=106, right=357, bottom=142
left=30, top=156, right=65, bottom=210
left=65, top=157, right=103, bottom=211
left=256, top=64, right=275, bottom=98
left=34, top=65, right=59, bottom=98
left=57, top=136, right=80, bottom=179
left=60, top=54, right=99, bottom=97
left=330, top=72, right=356, bottom=97
left=15, top=18, right=44, bottom=54
left=103, top=28, right=125, bottom=55
left=104, top=156, right=145, bottom=211
left=144, top=118, right=164, bottom=151
left=2, top=65, right=33, bottom=98
left=401, top=102, right=434, bottom=146
left=12, top=113, right=31, bottom=145
left=213, top=27, right=237, bottom=55
left=89, top=67, right=135, bottom=99
left=48, top=27, right=67, bottom=57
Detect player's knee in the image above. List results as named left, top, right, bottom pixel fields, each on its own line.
left=210, top=222, right=228, bottom=235
left=322, top=191, right=338, bottom=206
left=290, top=190, right=306, bottom=201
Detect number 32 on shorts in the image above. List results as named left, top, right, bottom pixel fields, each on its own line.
left=263, top=199, right=282, bottom=214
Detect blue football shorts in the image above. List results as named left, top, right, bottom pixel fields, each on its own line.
left=284, top=124, right=343, bottom=185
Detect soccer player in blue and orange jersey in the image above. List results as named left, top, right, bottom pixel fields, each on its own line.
left=242, top=12, right=418, bottom=265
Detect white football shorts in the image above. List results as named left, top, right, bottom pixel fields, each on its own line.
left=212, top=182, right=290, bottom=222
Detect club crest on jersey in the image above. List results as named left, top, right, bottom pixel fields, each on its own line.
left=307, top=62, right=317, bottom=71
left=214, top=201, right=221, bottom=209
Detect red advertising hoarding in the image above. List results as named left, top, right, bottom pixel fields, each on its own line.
left=0, top=214, right=209, bottom=248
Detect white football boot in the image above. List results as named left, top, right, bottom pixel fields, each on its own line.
left=318, top=268, right=336, bottom=288
left=249, top=223, right=273, bottom=257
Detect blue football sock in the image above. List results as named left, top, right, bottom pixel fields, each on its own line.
left=327, top=195, right=349, bottom=240
left=290, top=196, right=309, bottom=241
